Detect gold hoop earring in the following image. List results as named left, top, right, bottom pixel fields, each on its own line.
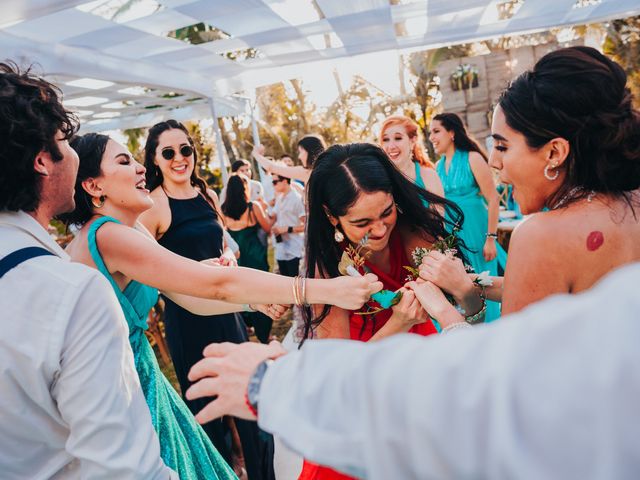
left=91, top=195, right=105, bottom=208
left=544, top=164, right=559, bottom=181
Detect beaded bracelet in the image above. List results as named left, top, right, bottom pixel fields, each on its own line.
left=442, top=322, right=473, bottom=334
left=464, top=301, right=486, bottom=325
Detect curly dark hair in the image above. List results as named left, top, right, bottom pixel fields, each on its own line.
left=143, top=119, right=217, bottom=213
left=498, top=46, right=640, bottom=209
left=57, top=133, right=109, bottom=227
left=0, top=62, right=78, bottom=211
left=301, top=143, right=465, bottom=342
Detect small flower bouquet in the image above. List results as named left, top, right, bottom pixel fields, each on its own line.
left=338, top=234, right=402, bottom=315
left=450, top=63, right=479, bottom=91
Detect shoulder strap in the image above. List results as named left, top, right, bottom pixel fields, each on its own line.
left=87, top=216, right=123, bottom=293
left=0, top=247, right=55, bottom=279
left=414, top=161, right=426, bottom=188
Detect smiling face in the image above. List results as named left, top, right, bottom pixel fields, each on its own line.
left=428, top=119, right=454, bottom=156
left=333, top=191, right=397, bottom=252
left=381, top=124, right=415, bottom=165
left=154, top=128, right=194, bottom=185
left=489, top=104, right=566, bottom=214
left=90, top=139, right=152, bottom=214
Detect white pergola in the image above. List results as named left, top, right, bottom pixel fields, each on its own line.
left=2, top=0, right=639, bottom=173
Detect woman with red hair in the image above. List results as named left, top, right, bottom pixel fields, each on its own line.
left=379, top=115, right=444, bottom=205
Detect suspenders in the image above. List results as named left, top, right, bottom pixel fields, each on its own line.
left=0, top=247, right=55, bottom=279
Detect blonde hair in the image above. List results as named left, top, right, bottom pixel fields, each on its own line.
left=379, top=116, right=433, bottom=167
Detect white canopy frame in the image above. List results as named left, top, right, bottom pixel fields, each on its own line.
left=2, top=0, right=639, bottom=176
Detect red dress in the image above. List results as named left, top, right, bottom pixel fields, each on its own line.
left=299, top=230, right=437, bottom=480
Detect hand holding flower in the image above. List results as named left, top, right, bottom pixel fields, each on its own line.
left=387, top=287, right=428, bottom=330
left=418, top=250, right=474, bottom=302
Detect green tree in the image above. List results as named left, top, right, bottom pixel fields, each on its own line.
left=603, top=16, right=640, bottom=108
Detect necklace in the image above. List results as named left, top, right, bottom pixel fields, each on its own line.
left=551, top=186, right=596, bottom=210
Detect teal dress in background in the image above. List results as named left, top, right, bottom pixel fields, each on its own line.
left=436, top=150, right=506, bottom=322
left=412, top=161, right=430, bottom=208
left=87, top=216, right=237, bottom=480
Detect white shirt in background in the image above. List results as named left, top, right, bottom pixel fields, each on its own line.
left=258, top=262, right=640, bottom=480
left=0, top=211, right=176, bottom=480
left=272, top=188, right=305, bottom=261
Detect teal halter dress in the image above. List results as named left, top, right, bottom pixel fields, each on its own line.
left=436, top=150, right=506, bottom=322
left=87, top=216, right=237, bottom=480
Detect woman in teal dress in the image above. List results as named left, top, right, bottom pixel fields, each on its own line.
left=61, top=133, right=381, bottom=479
left=429, top=113, right=506, bottom=321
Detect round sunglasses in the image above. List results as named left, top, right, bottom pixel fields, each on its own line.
left=161, top=144, right=193, bottom=160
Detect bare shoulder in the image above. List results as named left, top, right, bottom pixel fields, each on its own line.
left=508, top=212, right=562, bottom=256
left=206, top=188, right=220, bottom=202
left=467, top=151, right=486, bottom=166
left=140, top=186, right=170, bottom=236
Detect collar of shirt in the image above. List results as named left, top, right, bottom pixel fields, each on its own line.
left=0, top=210, right=69, bottom=260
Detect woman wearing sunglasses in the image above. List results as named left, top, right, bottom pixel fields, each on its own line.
left=139, top=120, right=279, bottom=479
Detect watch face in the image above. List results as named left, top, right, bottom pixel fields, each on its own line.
left=247, top=359, right=272, bottom=409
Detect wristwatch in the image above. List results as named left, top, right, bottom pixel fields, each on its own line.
left=246, top=359, right=274, bottom=416
left=287, top=226, right=294, bottom=233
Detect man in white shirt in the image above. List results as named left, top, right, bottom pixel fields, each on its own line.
left=270, top=174, right=305, bottom=277
left=0, top=62, right=175, bottom=479
left=186, top=262, right=640, bottom=479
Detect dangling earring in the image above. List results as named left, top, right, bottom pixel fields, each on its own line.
left=334, top=227, right=344, bottom=243
left=91, top=195, right=105, bottom=208
left=395, top=203, right=403, bottom=214
left=544, top=164, right=559, bottom=181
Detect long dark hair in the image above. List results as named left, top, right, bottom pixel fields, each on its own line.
left=302, top=143, right=464, bottom=341
left=432, top=113, right=489, bottom=162
left=499, top=46, right=640, bottom=209
left=221, top=174, right=250, bottom=220
left=57, top=133, right=109, bottom=227
left=297, top=134, right=326, bottom=169
left=143, top=119, right=217, bottom=212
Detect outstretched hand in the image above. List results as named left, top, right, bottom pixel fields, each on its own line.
left=187, top=341, right=287, bottom=423
left=253, top=303, right=289, bottom=321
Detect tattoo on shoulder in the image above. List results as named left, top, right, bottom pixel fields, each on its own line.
left=586, top=231, right=604, bottom=252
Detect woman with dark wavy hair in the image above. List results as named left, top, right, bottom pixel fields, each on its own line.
left=421, top=46, right=640, bottom=316
left=298, top=143, right=485, bottom=479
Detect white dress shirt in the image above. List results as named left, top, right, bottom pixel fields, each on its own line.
left=0, top=211, right=176, bottom=479
left=258, top=262, right=640, bottom=479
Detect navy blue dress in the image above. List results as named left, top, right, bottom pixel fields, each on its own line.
left=158, top=192, right=275, bottom=480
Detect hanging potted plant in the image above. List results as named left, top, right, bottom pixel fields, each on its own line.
left=450, top=63, right=479, bottom=91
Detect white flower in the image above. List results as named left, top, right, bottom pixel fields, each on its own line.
left=475, top=271, right=493, bottom=287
